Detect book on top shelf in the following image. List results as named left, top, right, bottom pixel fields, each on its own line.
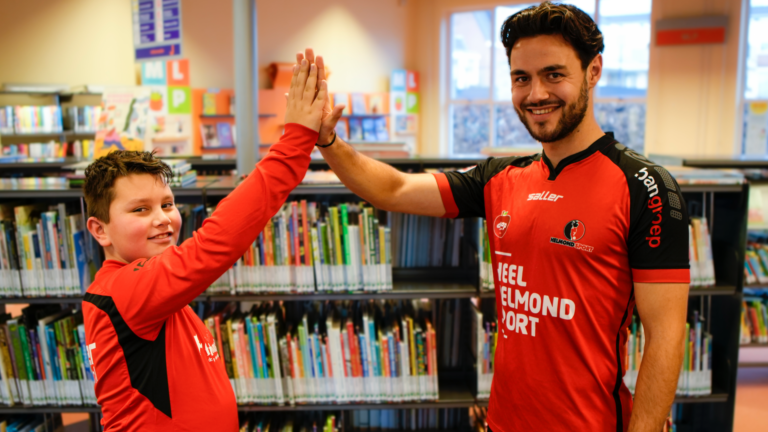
left=348, top=118, right=363, bottom=141
left=332, top=93, right=350, bottom=116
left=334, top=118, right=349, bottom=141
left=350, top=94, right=367, bottom=115
left=217, top=122, right=235, bottom=148
left=201, top=124, right=220, bottom=148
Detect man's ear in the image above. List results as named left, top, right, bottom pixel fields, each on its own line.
left=87, top=216, right=112, bottom=248
left=587, top=53, right=603, bottom=89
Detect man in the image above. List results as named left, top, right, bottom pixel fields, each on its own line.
left=305, top=3, right=690, bottom=432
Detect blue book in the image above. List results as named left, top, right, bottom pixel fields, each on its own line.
left=348, top=117, right=363, bottom=141
left=216, top=122, right=234, bottom=148
left=358, top=334, right=369, bottom=377
left=374, top=117, right=389, bottom=141
left=246, top=319, right=262, bottom=379
left=361, top=118, right=376, bottom=141
left=72, top=230, right=87, bottom=292
left=257, top=322, right=270, bottom=378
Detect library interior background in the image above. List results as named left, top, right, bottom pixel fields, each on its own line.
left=1, top=0, right=768, bottom=431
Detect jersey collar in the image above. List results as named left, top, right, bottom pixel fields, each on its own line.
left=541, top=132, right=617, bottom=181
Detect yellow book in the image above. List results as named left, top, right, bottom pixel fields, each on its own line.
left=330, top=207, right=343, bottom=265
left=407, top=317, right=416, bottom=376
left=226, top=319, right=239, bottom=379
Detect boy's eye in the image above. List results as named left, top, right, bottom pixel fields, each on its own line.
left=132, top=207, right=147, bottom=213
left=162, top=203, right=175, bottom=209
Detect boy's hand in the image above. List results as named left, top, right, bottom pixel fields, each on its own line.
left=296, top=48, right=345, bottom=145
left=284, top=58, right=327, bottom=132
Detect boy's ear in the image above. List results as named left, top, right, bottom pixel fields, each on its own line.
left=87, top=216, right=112, bottom=248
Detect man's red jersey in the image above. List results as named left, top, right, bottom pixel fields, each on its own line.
left=433, top=134, right=690, bottom=432
left=82, top=124, right=318, bottom=431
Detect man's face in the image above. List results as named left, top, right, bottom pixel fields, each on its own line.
left=98, top=173, right=182, bottom=264
left=509, top=34, right=592, bottom=143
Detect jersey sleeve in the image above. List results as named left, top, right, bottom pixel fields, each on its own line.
left=626, top=163, right=691, bottom=284
left=432, top=157, right=520, bottom=219
left=110, top=123, right=318, bottom=340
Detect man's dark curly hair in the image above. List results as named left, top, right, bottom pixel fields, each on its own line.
left=84, top=151, right=173, bottom=223
left=500, top=2, right=604, bottom=70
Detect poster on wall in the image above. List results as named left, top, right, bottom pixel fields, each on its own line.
left=132, top=0, right=183, bottom=61
left=94, top=87, right=151, bottom=158
left=139, top=59, right=194, bottom=155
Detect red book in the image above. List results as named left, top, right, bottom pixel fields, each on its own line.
left=325, top=336, right=333, bottom=377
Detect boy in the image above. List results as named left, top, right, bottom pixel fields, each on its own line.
left=82, top=59, right=327, bottom=431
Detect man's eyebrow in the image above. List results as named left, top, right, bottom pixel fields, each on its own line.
left=539, top=64, right=567, bottom=73
left=510, top=69, right=528, bottom=76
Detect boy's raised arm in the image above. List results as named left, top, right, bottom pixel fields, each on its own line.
left=110, top=60, right=326, bottom=339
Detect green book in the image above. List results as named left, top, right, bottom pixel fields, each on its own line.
left=340, top=204, right=351, bottom=266
left=7, top=320, right=27, bottom=381
left=329, top=208, right=343, bottom=266
left=17, top=324, right=36, bottom=382
left=54, top=320, right=68, bottom=380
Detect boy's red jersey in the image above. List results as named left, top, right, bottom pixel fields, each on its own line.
left=82, top=124, right=318, bottom=431
left=434, top=134, right=690, bottom=432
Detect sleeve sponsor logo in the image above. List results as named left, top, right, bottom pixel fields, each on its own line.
left=527, top=191, right=564, bottom=202
left=635, top=167, right=663, bottom=248
left=494, top=211, right=511, bottom=238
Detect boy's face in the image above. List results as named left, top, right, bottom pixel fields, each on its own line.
left=90, top=173, right=182, bottom=264
left=509, top=34, right=597, bottom=143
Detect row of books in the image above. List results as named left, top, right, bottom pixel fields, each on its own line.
left=479, top=217, right=717, bottom=290
left=0, top=140, right=96, bottom=159
left=744, top=242, right=768, bottom=285
left=64, top=106, right=101, bottom=133
left=623, top=312, right=712, bottom=397
left=0, top=414, right=60, bottom=432
left=390, top=214, right=465, bottom=268
left=470, top=301, right=495, bottom=400
left=208, top=300, right=439, bottom=406
left=200, top=201, right=394, bottom=294
left=740, top=291, right=768, bottom=344
left=237, top=408, right=471, bottom=432
left=334, top=117, right=389, bottom=143
left=163, top=160, right=197, bottom=187
left=0, top=306, right=97, bottom=407
left=0, top=203, right=91, bottom=298
left=332, top=93, right=389, bottom=116
left=0, top=106, right=63, bottom=134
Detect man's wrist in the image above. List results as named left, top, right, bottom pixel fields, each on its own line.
left=316, top=130, right=336, bottom=148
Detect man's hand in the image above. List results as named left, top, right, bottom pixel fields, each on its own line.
left=296, top=48, right=345, bottom=145
left=284, top=58, right=328, bottom=132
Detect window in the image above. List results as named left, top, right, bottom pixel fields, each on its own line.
left=742, top=0, right=768, bottom=154
left=448, top=1, right=651, bottom=155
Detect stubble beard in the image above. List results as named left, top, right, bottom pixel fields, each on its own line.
left=515, top=77, right=590, bottom=144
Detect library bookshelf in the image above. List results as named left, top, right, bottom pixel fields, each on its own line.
left=0, top=160, right=750, bottom=432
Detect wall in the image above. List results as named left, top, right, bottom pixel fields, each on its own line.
left=257, top=0, right=410, bottom=93
left=0, top=0, right=136, bottom=88
left=645, top=0, right=746, bottom=156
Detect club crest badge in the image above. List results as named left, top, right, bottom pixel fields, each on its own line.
left=494, top=211, right=511, bottom=238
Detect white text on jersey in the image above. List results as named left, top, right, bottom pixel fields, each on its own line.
left=527, top=191, right=564, bottom=202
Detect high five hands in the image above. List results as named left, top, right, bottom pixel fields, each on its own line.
left=295, top=48, right=345, bottom=146
left=284, top=56, right=329, bottom=132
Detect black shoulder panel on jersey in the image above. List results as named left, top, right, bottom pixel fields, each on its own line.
left=443, top=155, right=539, bottom=218
left=84, top=292, right=172, bottom=418
left=599, top=143, right=690, bottom=271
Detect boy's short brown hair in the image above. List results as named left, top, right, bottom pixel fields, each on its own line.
left=84, top=151, right=173, bottom=223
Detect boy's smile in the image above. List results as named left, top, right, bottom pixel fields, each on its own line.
left=93, top=173, right=182, bottom=264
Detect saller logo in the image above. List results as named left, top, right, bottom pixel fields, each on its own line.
left=494, top=211, right=511, bottom=238
left=527, top=191, right=564, bottom=202
left=635, top=167, right=663, bottom=248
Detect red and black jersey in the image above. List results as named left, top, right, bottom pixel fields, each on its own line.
left=82, top=124, right=318, bottom=431
left=433, top=133, right=690, bottom=432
